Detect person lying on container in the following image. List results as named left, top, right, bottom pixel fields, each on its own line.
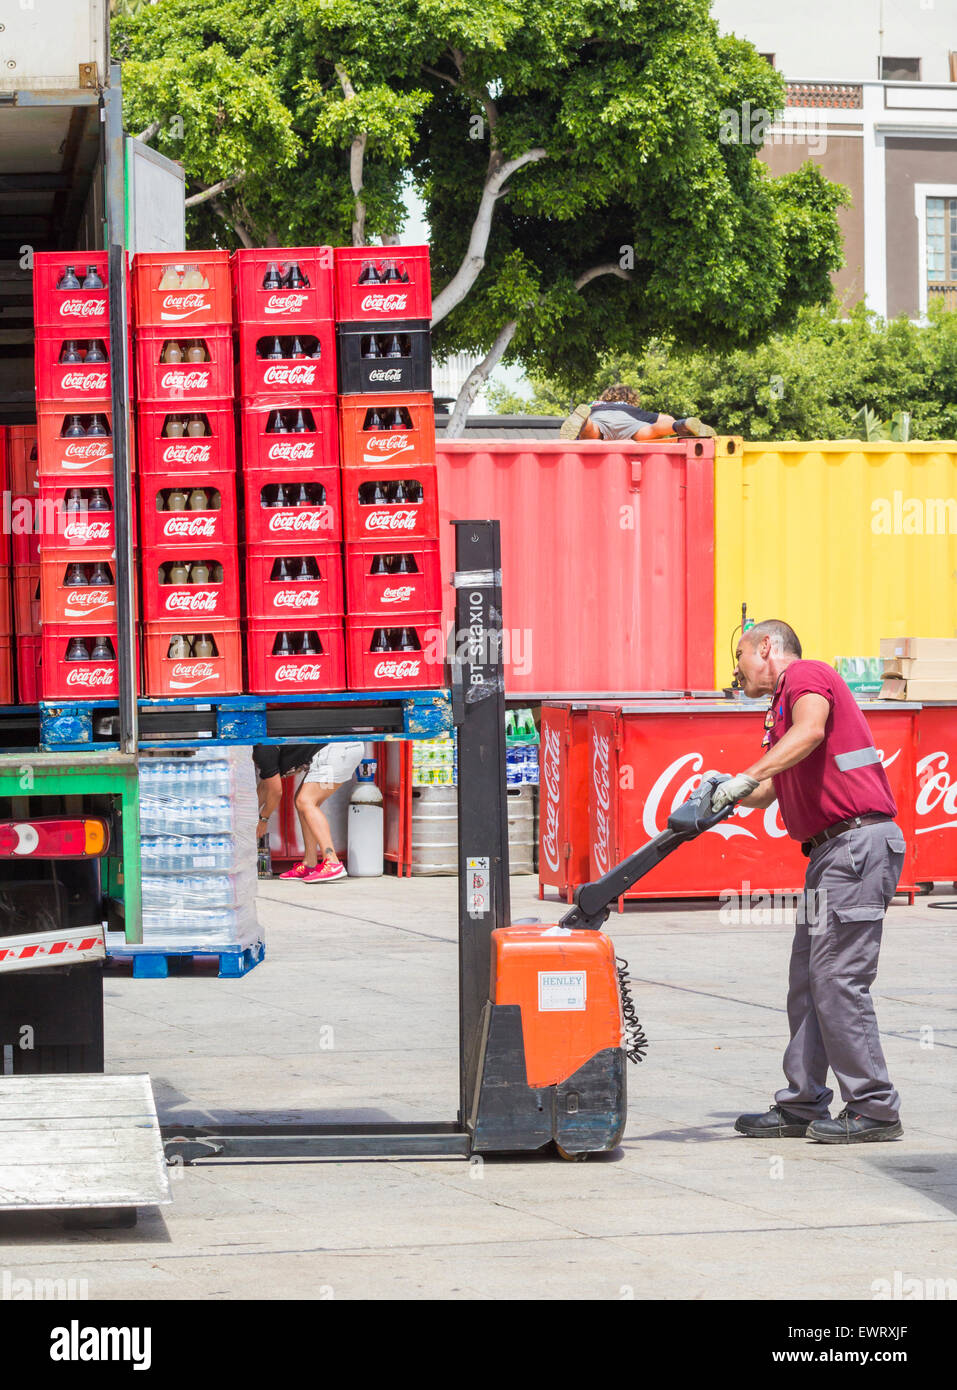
left=714, top=619, right=905, bottom=1145
left=277, top=742, right=366, bottom=884
left=559, top=383, right=716, bottom=441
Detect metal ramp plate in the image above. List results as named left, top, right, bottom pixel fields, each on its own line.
left=0, top=1073, right=171, bottom=1212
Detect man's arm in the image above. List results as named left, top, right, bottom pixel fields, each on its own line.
left=743, top=692, right=830, bottom=783
left=740, top=777, right=776, bottom=808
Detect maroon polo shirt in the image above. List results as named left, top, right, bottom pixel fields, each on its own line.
left=767, top=659, right=897, bottom=841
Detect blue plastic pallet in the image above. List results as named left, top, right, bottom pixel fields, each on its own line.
left=106, top=939, right=266, bottom=979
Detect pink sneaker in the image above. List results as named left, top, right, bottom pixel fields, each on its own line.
left=279, top=861, right=313, bottom=880
left=302, top=858, right=348, bottom=883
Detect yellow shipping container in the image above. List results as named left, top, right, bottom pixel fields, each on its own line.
left=714, top=438, right=957, bottom=686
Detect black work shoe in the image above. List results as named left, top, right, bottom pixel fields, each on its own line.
left=807, top=1107, right=903, bottom=1144
left=734, top=1104, right=816, bottom=1138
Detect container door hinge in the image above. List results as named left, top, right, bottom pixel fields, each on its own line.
left=629, top=461, right=642, bottom=492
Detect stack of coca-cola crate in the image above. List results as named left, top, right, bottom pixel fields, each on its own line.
left=33, top=253, right=121, bottom=699
left=6, top=424, right=38, bottom=700
left=231, top=248, right=344, bottom=693
left=133, top=251, right=242, bottom=696
left=334, top=245, right=442, bottom=690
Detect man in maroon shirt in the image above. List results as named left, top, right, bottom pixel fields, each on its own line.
left=711, top=619, right=905, bottom=1143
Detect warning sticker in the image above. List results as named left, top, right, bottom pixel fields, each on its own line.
left=538, top=970, right=587, bottom=1012
left=467, top=857, right=490, bottom=918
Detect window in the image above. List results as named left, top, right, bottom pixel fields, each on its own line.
left=758, top=53, right=775, bottom=68
left=950, top=51, right=957, bottom=83
left=880, top=56, right=921, bottom=81
left=927, top=197, right=957, bottom=311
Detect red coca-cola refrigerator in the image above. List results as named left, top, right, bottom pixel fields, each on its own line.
left=913, top=704, right=957, bottom=886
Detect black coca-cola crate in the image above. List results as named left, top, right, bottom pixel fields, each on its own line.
left=336, top=319, right=431, bottom=396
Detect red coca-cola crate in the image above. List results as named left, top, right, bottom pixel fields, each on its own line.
left=140, top=472, right=239, bottom=551
left=242, top=466, right=342, bottom=547
left=141, top=545, right=240, bottom=624
left=16, top=634, right=40, bottom=703
left=244, top=542, right=344, bottom=623
left=7, top=424, right=39, bottom=495
left=40, top=553, right=117, bottom=628
left=238, top=397, right=339, bottom=472
left=36, top=405, right=117, bottom=479
left=13, top=565, right=40, bottom=636
left=41, top=623, right=120, bottom=700
left=135, top=401, right=235, bottom=477
left=38, top=477, right=115, bottom=552
left=339, top=391, right=435, bottom=469
left=342, top=463, right=439, bottom=543
left=135, top=327, right=234, bottom=404
left=334, top=245, right=431, bottom=322
left=133, top=251, right=232, bottom=328
left=235, top=323, right=336, bottom=399
left=231, top=247, right=334, bottom=325
left=245, top=617, right=346, bottom=695
left=11, top=499, right=42, bottom=566
left=0, top=566, right=12, bottom=636
left=142, top=621, right=242, bottom=696
left=34, top=329, right=116, bottom=405
left=344, top=541, right=441, bottom=617
left=0, top=636, right=13, bottom=704
left=337, top=320, right=431, bottom=396
left=33, top=252, right=110, bottom=333
left=345, top=611, right=443, bottom=691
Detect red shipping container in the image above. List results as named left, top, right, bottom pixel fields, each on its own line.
left=135, top=401, right=235, bottom=477
left=16, top=634, right=40, bottom=703
left=33, top=252, right=110, bottom=333
left=231, top=247, right=334, bottom=324
left=40, top=554, right=117, bottom=628
left=338, top=391, right=435, bottom=469
left=244, top=543, right=344, bottom=622
left=38, top=476, right=115, bottom=552
left=13, top=565, right=40, bottom=636
left=0, top=636, right=13, bottom=704
left=238, top=397, right=339, bottom=473
left=342, top=463, right=438, bottom=544
left=41, top=624, right=120, bottom=700
left=34, top=329, right=116, bottom=405
left=0, top=566, right=11, bottom=636
left=8, top=424, right=39, bottom=496
left=344, top=540, right=441, bottom=617
left=242, top=466, right=342, bottom=547
left=245, top=617, right=346, bottom=695
left=913, top=704, right=957, bottom=885
left=37, top=405, right=117, bottom=479
left=235, top=322, right=336, bottom=399
left=133, top=251, right=232, bottom=328
left=141, top=546, right=240, bottom=624
left=142, top=621, right=242, bottom=696
left=134, top=327, right=233, bottom=403
left=538, top=702, right=595, bottom=904
left=140, top=472, right=239, bottom=551
left=436, top=439, right=716, bottom=696
left=345, top=611, right=443, bottom=691
left=334, top=245, right=431, bottom=322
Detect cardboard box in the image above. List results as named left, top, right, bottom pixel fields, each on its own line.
left=879, top=637, right=957, bottom=661
left=881, top=677, right=957, bottom=701
left=881, top=658, right=957, bottom=680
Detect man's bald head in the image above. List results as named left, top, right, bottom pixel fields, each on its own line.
left=744, top=620, right=802, bottom=659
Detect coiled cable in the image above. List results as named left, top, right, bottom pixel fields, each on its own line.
left=616, top=957, right=649, bottom=1063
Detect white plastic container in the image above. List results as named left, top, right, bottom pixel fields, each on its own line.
left=347, top=762, right=383, bottom=877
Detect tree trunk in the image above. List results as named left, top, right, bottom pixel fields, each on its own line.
left=444, top=320, right=518, bottom=437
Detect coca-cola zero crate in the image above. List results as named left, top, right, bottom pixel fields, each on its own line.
left=37, top=405, right=118, bottom=479
left=38, top=476, right=115, bottom=552
left=242, top=466, right=342, bottom=547
left=236, top=323, right=336, bottom=399
left=345, top=611, right=443, bottom=692
left=35, top=328, right=119, bottom=405
left=231, top=247, right=334, bottom=325
left=140, top=472, right=239, bottom=551
left=143, top=621, right=242, bottom=696
left=32, top=252, right=110, bottom=333
left=0, top=636, right=12, bottom=704
left=16, top=634, right=40, bottom=703
left=41, top=623, right=120, bottom=700
left=337, top=320, right=431, bottom=396
left=338, top=391, right=435, bottom=469
left=133, top=251, right=232, bottom=328
left=245, top=617, right=346, bottom=695
left=141, top=544, right=240, bottom=624
left=135, top=327, right=234, bottom=403
left=8, top=424, right=39, bottom=495
left=135, top=401, right=235, bottom=477
left=40, top=553, right=117, bottom=628
left=244, top=543, right=344, bottom=623
left=344, top=541, right=441, bottom=617
left=13, top=565, right=40, bottom=636
left=238, top=398, right=339, bottom=473
left=341, top=463, right=438, bottom=543
left=333, top=245, right=431, bottom=322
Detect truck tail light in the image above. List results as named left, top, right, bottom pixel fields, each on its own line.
left=0, top=817, right=110, bottom=859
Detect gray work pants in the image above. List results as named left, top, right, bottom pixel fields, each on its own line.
left=774, top=819, right=906, bottom=1123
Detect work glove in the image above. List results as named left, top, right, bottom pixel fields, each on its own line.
left=710, top=773, right=760, bottom=814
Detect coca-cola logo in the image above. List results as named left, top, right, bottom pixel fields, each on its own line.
left=63, top=520, right=111, bottom=543
left=264, top=293, right=308, bottom=314
left=65, top=666, right=113, bottom=688
left=63, top=442, right=111, bottom=462
left=916, top=752, right=957, bottom=832
left=380, top=586, right=414, bottom=604
left=267, top=510, right=329, bottom=533
left=163, top=590, right=219, bottom=613
left=592, top=732, right=612, bottom=876
left=364, top=435, right=412, bottom=457
left=359, top=293, right=408, bottom=313
left=274, top=664, right=324, bottom=682
left=160, top=293, right=211, bottom=321
left=160, top=370, right=212, bottom=390
left=640, top=753, right=786, bottom=842
left=365, top=510, right=417, bottom=532
left=262, top=364, right=318, bottom=386
left=162, top=516, right=217, bottom=538
left=373, top=659, right=420, bottom=679
left=273, top=589, right=320, bottom=608
left=368, top=369, right=402, bottom=383
left=170, top=662, right=216, bottom=688
left=162, top=443, right=212, bottom=465
left=60, top=371, right=108, bottom=390
left=58, top=298, right=106, bottom=318
left=64, top=590, right=114, bottom=615
left=541, top=723, right=562, bottom=874
left=267, top=441, right=315, bottom=461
